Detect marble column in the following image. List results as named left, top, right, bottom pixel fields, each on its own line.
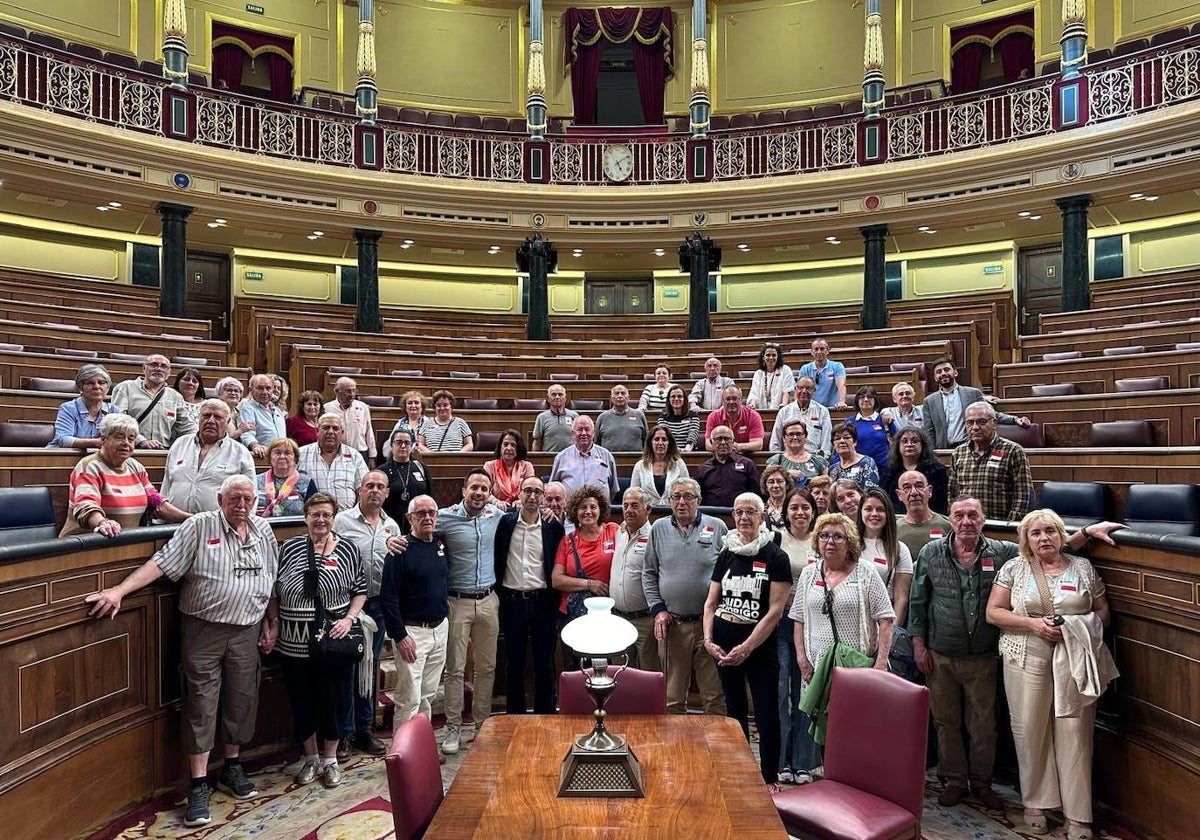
left=354, top=229, right=382, bottom=332
left=689, top=0, right=710, bottom=137
left=862, top=0, right=884, bottom=117
left=1055, top=194, right=1093, bottom=312
left=162, top=0, right=189, bottom=90
left=679, top=232, right=716, bottom=340
left=156, top=202, right=193, bottom=319
left=526, top=0, right=547, bottom=138
left=519, top=233, right=554, bottom=340
left=1060, top=0, right=1088, bottom=80
left=860, top=224, right=889, bottom=330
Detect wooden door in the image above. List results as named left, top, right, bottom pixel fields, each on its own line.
left=1018, top=244, right=1063, bottom=335
left=585, top=280, right=652, bottom=315
left=184, top=252, right=231, bottom=341
left=620, top=281, right=652, bottom=314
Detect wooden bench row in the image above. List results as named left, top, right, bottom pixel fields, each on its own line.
left=994, top=347, right=1200, bottom=397
left=1019, top=316, right=1200, bottom=362
left=1039, top=296, right=1199, bottom=335
left=0, top=319, right=229, bottom=366
left=1089, top=268, right=1200, bottom=310
left=0, top=350, right=250, bottom=394
left=0, top=270, right=161, bottom=317
left=0, top=297, right=210, bottom=340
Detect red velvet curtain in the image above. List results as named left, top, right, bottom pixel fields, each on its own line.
left=564, top=7, right=674, bottom=126
left=212, top=43, right=244, bottom=93
left=998, top=32, right=1035, bottom=82
left=266, top=53, right=293, bottom=102
left=951, top=43, right=986, bottom=94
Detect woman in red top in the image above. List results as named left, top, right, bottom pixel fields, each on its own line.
left=552, top=484, right=619, bottom=667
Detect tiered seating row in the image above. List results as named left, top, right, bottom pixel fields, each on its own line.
left=1018, top=317, right=1200, bottom=362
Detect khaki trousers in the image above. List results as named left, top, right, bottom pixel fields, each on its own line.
left=180, top=615, right=261, bottom=755
left=1004, top=655, right=1095, bottom=823
left=928, top=651, right=997, bottom=787
left=627, top=614, right=661, bottom=673
left=661, top=618, right=724, bottom=715
left=444, top=592, right=499, bottom=729
left=393, top=619, right=449, bottom=724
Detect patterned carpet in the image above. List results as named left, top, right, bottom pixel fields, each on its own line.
left=82, top=722, right=1142, bottom=840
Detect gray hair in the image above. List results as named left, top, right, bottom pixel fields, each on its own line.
left=199, top=397, right=229, bottom=417
left=214, top=376, right=244, bottom=394
left=622, top=487, right=649, bottom=505
left=965, top=400, right=997, bottom=419
left=317, top=412, right=344, bottom=428
left=732, top=492, right=765, bottom=512
left=219, top=474, right=255, bottom=495
left=99, top=413, right=139, bottom=438
left=667, top=477, right=701, bottom=499
left=75, top=363, right=112, bottom=389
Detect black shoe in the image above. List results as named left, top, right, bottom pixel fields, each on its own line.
left=184, top=782, right=212, bottom=827
left=352, top=730, right=388, bottom=756
left=218, top=763, right=257, bottom=799
left=336, top=736, right=352, bottom=762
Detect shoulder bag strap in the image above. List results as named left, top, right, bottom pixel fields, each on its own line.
left=1027, top=557, right=1055, bottom=616
left=307, top=538, right=327, bottom=627
left=135, top=387, right=167, bottom=425
left=569, top=533, right=587, bottom=580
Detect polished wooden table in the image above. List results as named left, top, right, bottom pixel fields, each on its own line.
left=424, top=714, right=788, bottom=840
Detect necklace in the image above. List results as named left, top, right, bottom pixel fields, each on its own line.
left=394, top=460, right=413, bottom=501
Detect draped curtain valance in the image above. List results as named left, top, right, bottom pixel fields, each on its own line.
left=563, top=7, right=674, bottom=126
left=211, top=22, right=294, bottom=100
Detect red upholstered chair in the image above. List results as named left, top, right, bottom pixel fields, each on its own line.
left=360, top=395, right=395, bottom=407
left=996, top=422, right=1044, bottom=448
left=385, top=713, right=444, bottom=840
left=497, top=372, right=528, bottom=380
left=0, top=421, right=55, bottom=447
left=1030, top=383, right=1078, bottom=396
left=448, top=370, right=480, bottom=379
left=569, top=399, right=604, bottom=411
left=1101, top=345, right=1145, bottom=356
left=329, top=366, right=363, bottom=374
left=26, top=377, right=76, bottom=393
left=56, top=348, right=98, bottom=358
left=1089, top=420, right=1154, bottom=447
left=513, top=398, right=548, bottom=410
left=598, top=374, right=629, bottom=381
left=843, top=365, right=870, bottom=375
left=1114, top=376, right=1168, bottom=392
left=549, top=373, right=578, bottom=381
left=1042, top=351, right=1082, bottom=361
left=390, top=369, right=424, bottom=376
left=773, top=667, right=930, bottom=840
left=558, top=666, right=667, bottom=715
left=729, top=113, right=756, bottom=129
left=475, top=431, right=501, bottom=452
left=462, top=398, right=499, bottom=409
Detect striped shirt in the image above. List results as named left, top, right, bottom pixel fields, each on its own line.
left=298, top=443, right=369, bottom=510
left=153, top=510, right=279, bottom=625
left=160, top=434, right=256, bottom=514
left=422, top=417, right=473, bottom=451
left=61, top=452, right=157, bottom=536
left=656, top=413, right=700, bottom=451
left=274, top=535, right=366, bottom=658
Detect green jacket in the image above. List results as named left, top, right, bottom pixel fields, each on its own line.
left=799, top=644, right=874, bottom=744
left=908, top=533, right=1018, bottom=657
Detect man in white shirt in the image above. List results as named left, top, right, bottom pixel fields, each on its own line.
left=769, top=377, right=832, bottom=456
left=609, top=488, right=659, bottom=671
left=325, top=377, right=377, bottom=467
left=110, top=353, right=195, bottom=448
left=921, top=357, right=1029, bottom=449
left=689, top=357, right=735, bottom=411
left=298, top=414, right=368, bottom=510
left=238, top=374, right=288, bottom=458
left=160, top=399, right=255, bottom=514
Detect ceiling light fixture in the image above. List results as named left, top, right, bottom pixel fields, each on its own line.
left=1018, top=211, right=1031, bottom=218
left=1029, top=214, right=1042, bottom=221
left=1129, top=192, right=1144, bottom=199
left=96, top=205, right=109, bottom=212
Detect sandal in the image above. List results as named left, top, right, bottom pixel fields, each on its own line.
left=1066, top=825, right=1093, bottom=840
left=1024, top=811, right=1049, bottom=835
left=767, top=782, right=783, bottom=795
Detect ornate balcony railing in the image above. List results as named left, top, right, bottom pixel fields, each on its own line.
left=1, top=32, right=1198, bottom=186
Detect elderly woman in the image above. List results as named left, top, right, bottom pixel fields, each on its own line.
left=832, top=478, right=863, bottom=518
left=174, top=368, right=207, bottom=425
left=774, top=488, right=819, bottom=784
left=390, top=390, right=431, bottom=445
left=847, top=386, right=897, bottom=486
left=552, top=484, right=619, bottom=667
left=51, top=363, right=122, bottom=449
left=483, top=428, right=535, bottom=508
left=828, top=422, right=880, bottom=488
left=286, top=390, right=325, bottom=447
left=748, top=342, right=796, bottom=410
left=790, top=513, right=894, bottom=751
left=857, top=487, right=913, bottom=626
left=637, top=364, right=674, bottom=412
left=760, top=464, right=794, bottom=531
left=703, top=492, right=792, bottom=789
left=767, top=419, right=828, bottom=488
left=807, top=475, right=832, bottom=516
left=256, top=437, right=318, bottom=517
left=60, top=414, right=189, bottom=537
left=884, top=426, right=948, bottom=514
left=986, top=510, right=1115, bottom=840
left=630, top=426, right=689, bottom=507
left=420, top=389, right=473, bottom=452
left=656, top=384, right=700, bottom=451
left=266, top=493, right=366, bottom=789
left=214, top=377, right=253, bottom=440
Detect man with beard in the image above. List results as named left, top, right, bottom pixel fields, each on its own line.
left=922, top=357, right=1029, bottom=450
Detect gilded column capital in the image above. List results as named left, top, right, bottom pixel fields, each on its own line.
left=528, top=40, right=546, bottom=96
left=690, top=38, right=709, bottom=95
left=863, top=12, right=883, bottom=72
left=357, top=20, right=377, bottom=79
left=1062, top=0, right=1086, bottom=26
left=164, top=0, right=187, bottom=39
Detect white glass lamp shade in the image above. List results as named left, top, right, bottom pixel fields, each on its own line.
left=560, top=597, right=638, bottom=656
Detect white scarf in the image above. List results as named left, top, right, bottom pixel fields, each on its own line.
left=722, top=528, right=774, bottom=556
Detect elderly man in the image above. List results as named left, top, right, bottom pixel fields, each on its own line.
left=85, top=475, right=278, bottom=827
left=160, top=399, right=255, bottom=514
left=299, top=414, right=369, bottom=510
left=887, top=381, right=924, bottom=430
left=894, top=469, right=952, bottom=561
left=704, top=385, right=764, bottom=453
left=595, top=383, right=649, bottom=453
left=110, top=353, right=195, bottom=448
left=643, top=477, right=728, bottom=714
left=531, top=384, right=578, bottom=453
left=438, top=469, right=503, bottom=754
left=922, top=357, right=1029, bottom=449
left=696, top=425, right=761, bottom=507
left=238, top=374, right=288, bottom=458
left=541, top=480, right=572, bottom=535
left=769, top=376, right=832, bottom=456
left=549, top=415, right=619, bottom=499
left=381, top=494, right=450, bottom=726
left=949, top=401, right=1033, bottom=523
left=795, top=338, right=847, bottom=409
left=335, top=471, right=406, bottom=756
left=325, top=376, right=377, bottom=467
left=610, top=487, right=659, bottom=671
left=494, top=476, right=564, bottom=714
left=689, top=357, right=735, bottom=411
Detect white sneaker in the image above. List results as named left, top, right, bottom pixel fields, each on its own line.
left=442, top=725, right=461, bottom=755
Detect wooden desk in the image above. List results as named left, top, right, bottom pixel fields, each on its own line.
left=424, top=714, right=787, bottom=840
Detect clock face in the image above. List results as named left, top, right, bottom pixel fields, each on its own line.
left=602, top=144, right=634, bottom=182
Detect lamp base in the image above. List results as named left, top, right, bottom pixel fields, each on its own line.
left=557, top=742, right=644, bottom=798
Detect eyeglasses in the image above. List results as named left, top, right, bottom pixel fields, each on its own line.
left=520, top=487, right=544, bottom=495
left=784, top=432, right=806, bottom=438
left=410, top=509, right=437, bottom=518
left=817, top=533, right=847, bottom=543
left=965, top=418, right=993, bottom=426
left=669, top=493, right=699, bottom=502
left=392, top=439, right=412, bottom=446
left=711, top=436, right=733, bottom=443
left=732, top=509, right=759, bottom=518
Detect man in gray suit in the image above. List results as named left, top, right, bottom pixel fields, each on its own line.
left=921, top=357, right=1030, bottom=449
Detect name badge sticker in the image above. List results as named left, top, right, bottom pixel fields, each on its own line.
left=734, top=462, right=746, bottom=471
left=981, top=559, right=995, bottom=572
left=752, top=561, right=767, bottom=573
left=874, top=556, right=887, bottom=566
left=929, top=529, right=944, bottom=539
left=206, top=537, right=221, bottom=547
left=1061, top=582, right=1078, bottom=592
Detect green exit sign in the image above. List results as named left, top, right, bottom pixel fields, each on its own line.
left=244, top=271, right=264, bottom=280
left=982, top=264, right=1005, bottom=275
left=662, top=289, right=681, bottom=298
left=246, top=4, right=265, bottom=14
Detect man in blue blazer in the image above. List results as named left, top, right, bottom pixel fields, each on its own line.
left=922, top=357, right=1030, bottom=449
left=493, top=476, right=566, bottom=714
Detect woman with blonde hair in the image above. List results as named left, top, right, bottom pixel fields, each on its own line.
left=986, top=509, right=1115, bottom=840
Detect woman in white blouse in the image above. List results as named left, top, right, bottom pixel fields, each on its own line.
left=629, top=426, right=688, bottom=506
left=855, top=487, right=913, bottom=625
left=748, top=342, right=795, bottom=410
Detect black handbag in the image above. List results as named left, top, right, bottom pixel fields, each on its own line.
left=305, top=538, right=365, bottom=664
left=565, top=534, right=590, bottom=619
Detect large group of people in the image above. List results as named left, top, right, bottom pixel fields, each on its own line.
left=67, top=345, right=1121, bottom=838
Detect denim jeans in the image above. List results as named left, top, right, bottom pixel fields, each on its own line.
left=776, top=617, right=822, bottom=772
